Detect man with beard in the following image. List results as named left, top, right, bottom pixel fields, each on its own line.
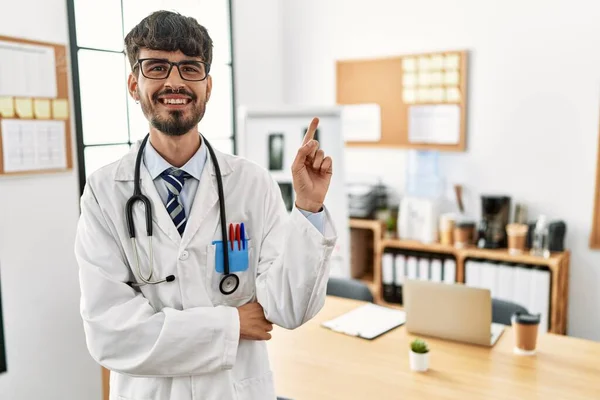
left=74, top=10, right=337, bottom=400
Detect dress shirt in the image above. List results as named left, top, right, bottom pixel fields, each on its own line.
left=143, top=138, right=324, bottom=233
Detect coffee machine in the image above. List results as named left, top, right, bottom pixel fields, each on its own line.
left=478, top=195, right=511, bottom=248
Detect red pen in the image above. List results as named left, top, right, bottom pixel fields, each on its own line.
left=229, top=223, right=234, bottom=251
left=235, top=224, right=241, bottom=251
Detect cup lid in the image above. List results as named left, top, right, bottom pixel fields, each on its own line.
left=511, top=311, right=541, bottom=325
left=456, top=221, right=476, bottom=228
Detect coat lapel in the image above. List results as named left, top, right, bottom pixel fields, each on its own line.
left=181, top=146, right=233, bottom=249
left=115, top=140, right=182, bottom=245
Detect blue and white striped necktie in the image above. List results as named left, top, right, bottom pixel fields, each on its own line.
left=160, top=167, right=191, bottom=236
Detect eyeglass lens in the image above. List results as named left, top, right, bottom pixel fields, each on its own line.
left=140, top=59, right=206, bottom=81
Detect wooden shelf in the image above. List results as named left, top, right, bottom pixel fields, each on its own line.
left=381, top=238, right=456, bottom=256
left=381, top=238, right=567, bottom=267
left=349, top=219, right=570, bottom=335
left=349, top=218, right=385, bottom=232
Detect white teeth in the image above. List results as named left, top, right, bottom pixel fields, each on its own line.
left=162, top=98, right=188, bottom=105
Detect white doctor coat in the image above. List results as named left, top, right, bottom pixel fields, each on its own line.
left=74, top=141, right=337, bottom=400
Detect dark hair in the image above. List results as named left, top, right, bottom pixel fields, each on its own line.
left=124, top=10, right=213, bottom=70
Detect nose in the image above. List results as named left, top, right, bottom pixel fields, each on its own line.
left=163, top=65, right=187, bottom=91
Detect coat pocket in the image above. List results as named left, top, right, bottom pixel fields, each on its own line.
left=113, top=374, right=160, bottom=400
left=206, top=242, right=256, bottom=307
left=234, top=371, right=276, bottom=400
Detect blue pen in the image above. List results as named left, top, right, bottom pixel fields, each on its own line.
left=240, top=223, right=246, bottom=250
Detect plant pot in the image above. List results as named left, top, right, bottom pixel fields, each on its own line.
left=409, top=350, right=429, bottom=372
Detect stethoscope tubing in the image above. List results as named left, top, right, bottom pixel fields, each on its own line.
left=125, top=133, right=236, bottom=292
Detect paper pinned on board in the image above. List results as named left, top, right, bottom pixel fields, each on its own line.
left=341, top=103, right=381, bottom=142
left=0, top=40, right=57, bottom=98
left=408, top=104, right=460, bottom=145
left=0, top=97, right=14, bottom=117
left=33, top=99, right=51, bottom=119
left=1, top=119, right=67, bottom=172
left=52, top=99, right=69, bottom=119
left=14, top=98, right=33, bottom=118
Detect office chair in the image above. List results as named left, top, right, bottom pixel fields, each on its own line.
left=326, top=277, right=374, bottom=302
left=492, top=298, right=528, bottom=326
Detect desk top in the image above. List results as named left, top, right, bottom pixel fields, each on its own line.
left=268, top=296, right=600, bottom=400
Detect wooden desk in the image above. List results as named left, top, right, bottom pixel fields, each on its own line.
left=268, top=296, right=600, bottom=399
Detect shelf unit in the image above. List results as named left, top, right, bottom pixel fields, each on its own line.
left=349, top=219, right=570, bottom=335
left=349, top=218, right=386, bottom=296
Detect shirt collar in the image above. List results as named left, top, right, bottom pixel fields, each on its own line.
left=143, top=136, right=207, bottom=181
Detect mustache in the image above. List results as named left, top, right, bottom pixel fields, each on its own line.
left=152, top=88, right=197, bottom=102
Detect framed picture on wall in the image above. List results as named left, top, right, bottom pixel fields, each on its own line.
left=268, top=133, right=285, bottom=171
left=277, top=181, right=294, bottom=212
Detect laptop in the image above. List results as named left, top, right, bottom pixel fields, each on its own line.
left=403, top=279, right=505, bottom=347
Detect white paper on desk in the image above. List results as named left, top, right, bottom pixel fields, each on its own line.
left=1, top=119, right=67, bottom=172
left=341, top=103, right=381, bottom=142
left=322, top=303, right=406, bottom=340
left=408, top=105, right=460, bottom=144
left=0, top=40, right=57, bottom=98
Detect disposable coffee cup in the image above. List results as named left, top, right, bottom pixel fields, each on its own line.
left=511, top=311, right=540, bottom=356
left=506, top=223, right=528, bottom=255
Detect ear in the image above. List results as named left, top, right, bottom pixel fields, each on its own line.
left=127, top=73, right=139, bottom=101
left=205, top=74, right=212, bottom=102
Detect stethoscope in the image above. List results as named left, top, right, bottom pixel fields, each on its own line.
left=125, top=133, right=239, bottom=295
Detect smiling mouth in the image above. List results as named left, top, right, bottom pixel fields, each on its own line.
left=160, top=97, right=191, bottom=106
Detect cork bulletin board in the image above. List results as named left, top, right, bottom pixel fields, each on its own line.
left=0, top=35, right=73, bottom=176
left=337, top=50, right=468, bottom=151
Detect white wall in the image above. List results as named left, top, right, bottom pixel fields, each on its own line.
left=231, top=0, right=285, bottom=107
left=279, top=0, right=600, bottom=341
left=0, top=0, right=101, bottom=399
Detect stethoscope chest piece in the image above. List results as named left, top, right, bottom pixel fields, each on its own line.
left=220, top=274, right=239, bottom=295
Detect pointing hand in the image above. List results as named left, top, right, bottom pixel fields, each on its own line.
left=291, top=117, right=333, bottom=213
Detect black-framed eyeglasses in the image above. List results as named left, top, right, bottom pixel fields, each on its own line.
left=133, top=58, right=210, bottom=81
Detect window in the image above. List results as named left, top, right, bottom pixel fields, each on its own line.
left=66, top=0, right=236, bottom=193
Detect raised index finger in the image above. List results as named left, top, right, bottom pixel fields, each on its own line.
left=302, top=117, right=320, bottom=146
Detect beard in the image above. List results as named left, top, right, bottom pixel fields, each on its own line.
left=139, top=88, right=206, bottom=136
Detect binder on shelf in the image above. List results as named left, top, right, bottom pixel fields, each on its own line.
left=382, top=253, right=395, bottom=303
left=394, top=254, right=406, bottom=303
left=430, top=258, right=443, bottom=282
left=529, top=267, right=551, bottom=333
left=443, top=258, right=456, bottom=283
left=418, top=257, right=430, bottom=281
left=407, top=256, right=418, bottom=279
left=480, top=261, right=497, bottom=298
left=513, top=265, right=533, bottom=319
left=465, top=259, right=480, bottom=287
left=496, top=263, right=515, bottom=303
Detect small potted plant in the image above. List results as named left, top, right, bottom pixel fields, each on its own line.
left=409, top=338, right=430, bottom=372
